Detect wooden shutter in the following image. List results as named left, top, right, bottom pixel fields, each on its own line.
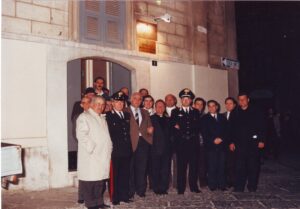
left=104, top=1, right=125, bottom=46
left=80, top=1, right=101, bottom=42
left=80, top=1, right=125, bottom=47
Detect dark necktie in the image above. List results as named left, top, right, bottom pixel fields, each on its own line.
left=185, top=108, right=189, bottom=115
left=135, top=110, right=139, bottom=125
left=119, top=112, right=124, bottom=119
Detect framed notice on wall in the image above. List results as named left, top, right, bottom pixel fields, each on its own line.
left=136, top=21, right=157, bottom=54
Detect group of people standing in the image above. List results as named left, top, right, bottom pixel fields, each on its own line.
left=74, top=77, right=266, bottom=209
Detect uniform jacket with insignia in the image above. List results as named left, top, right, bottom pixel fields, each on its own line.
left=106, top=110, right=132, bottom=157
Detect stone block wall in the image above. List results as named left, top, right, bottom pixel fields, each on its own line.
left=2, top=0, right=69, bottom=40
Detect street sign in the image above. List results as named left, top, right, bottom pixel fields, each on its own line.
left=221, top=57, right=240, bottom=70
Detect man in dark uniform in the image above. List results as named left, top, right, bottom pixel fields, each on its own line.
left=106, top=91, right=132, bottom=205
left=230, top=92, right=265, bottom=192
left=171, top=88, right=201, bottom=194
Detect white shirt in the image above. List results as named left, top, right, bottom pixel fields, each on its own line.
left=211, top=113, right=217, bottom=119
left=96, top=90, right=104, bottom=96
left=182, top=106, right=190, bottom=113
left=226, top=111, right=230, bottom=120
left=114, top=109, right=124, bottom=119
left=130, top=105, right=142, bottom=136
left=166, top=106, right=176, bottom=117
left=130, top=105, right=142, bottom=123
left=144, top=108, right=155, bottom=116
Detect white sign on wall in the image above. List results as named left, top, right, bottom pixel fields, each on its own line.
left=221, top=57, right=240, bottom=70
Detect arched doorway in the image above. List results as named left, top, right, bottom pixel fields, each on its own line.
left=66, top=57, right=132, bottom=171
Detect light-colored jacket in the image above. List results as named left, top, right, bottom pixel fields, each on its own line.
left=76, top=108, right=112, bottom=181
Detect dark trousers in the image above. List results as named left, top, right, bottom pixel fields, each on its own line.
left=129, top=137, right=150, bottom=196
left=176, top=140, right=199, bottom=193
left=151, top=152, right=171, bottom=193
left=226, top=149, right=236, bottom=187
left=235, top=150, right=261, bottom=191
left=112, top=155, right=131, bottom=202
left=171, top=153, right=177, bottom=188
left=198, top=145, right=207, bottom=187
left=78, top=180, right=84, bottom=201
left=207, top=150, right=226, bottom=190
left=79, top=180, right=105, bottom=208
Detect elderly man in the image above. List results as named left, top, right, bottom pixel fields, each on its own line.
left=125, top=92, right=153, bottom=198
left=76, top=96, right=112, bottom=209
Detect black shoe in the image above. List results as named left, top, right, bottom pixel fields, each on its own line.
left=161, top=191, right=168, bottom=195
left=137, top=193, right=145, bottom=198
left=220, top=188, right=227, bottom=191
left=112, top=201, right=120, bottom=205
left=227, top=183, right=233, bottom=188
left=88, top=207, right=98, bottom=209
left=248, top=189, right=256, bottom=192
left=99, top=203, right=110, bottom=208
left=209, top=187, right=217, bottom=192
left=77, top=199, right=84, bottom=204
left=178, top=191, right=184, bottom=195
left=191, top=189, right=201, bottom=193
left=122, top=199, right=133, bottom=203
left=233, top=189, right=244, bottom=192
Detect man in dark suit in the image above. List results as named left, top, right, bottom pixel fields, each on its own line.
left=106, top=91, right=132, bottom=205
left=193, top=97, right=207, bottom=188
left=230, top=92, right=266, bottom=192
left=125, top=92, right=153, bottom=198
left=150, top=100, right=172, bottom=195
left=202, top=100, right=228, bottom=191
left=171, top=88, right=201, bottom=194
left=164, top=94, right=178, bottom=188
left=223, top=97, right=237, bottom=188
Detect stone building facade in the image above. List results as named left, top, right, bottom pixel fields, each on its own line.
left=2, top=0, right=238, bottom=190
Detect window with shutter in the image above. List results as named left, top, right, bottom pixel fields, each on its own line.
left=79, top=0, right=125, bottom=48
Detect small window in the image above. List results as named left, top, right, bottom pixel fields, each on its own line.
left=79, top=1, right=125, bottom=48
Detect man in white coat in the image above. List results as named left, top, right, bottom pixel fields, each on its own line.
left=76, top=96, right=113, bottom=209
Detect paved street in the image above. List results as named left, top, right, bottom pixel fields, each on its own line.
left=2, top=153, right=300, bottom=209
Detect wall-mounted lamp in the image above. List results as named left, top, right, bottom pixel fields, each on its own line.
left=154, top=13, right=172, bottom=23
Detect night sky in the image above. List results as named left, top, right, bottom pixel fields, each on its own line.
left=235, top=2, right=300, bottom=113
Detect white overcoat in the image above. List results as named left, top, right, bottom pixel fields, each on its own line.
left=76, top=108, right=112, bottom=181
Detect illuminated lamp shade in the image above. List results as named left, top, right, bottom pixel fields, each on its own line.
left=136, top=21, right=157, bottom=40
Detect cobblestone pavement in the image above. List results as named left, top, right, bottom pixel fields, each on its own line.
left=2, top=155, right=300, bottom=209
